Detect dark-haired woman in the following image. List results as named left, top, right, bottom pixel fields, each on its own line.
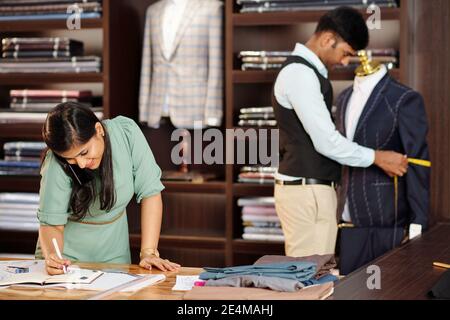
left=36, top=102, right=180, bottom=275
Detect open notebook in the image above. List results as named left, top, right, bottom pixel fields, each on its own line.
left=0, top=260, right=103, bottom=287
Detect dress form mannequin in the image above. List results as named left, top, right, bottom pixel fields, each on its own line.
left=340, top=50, right=424, bottom=256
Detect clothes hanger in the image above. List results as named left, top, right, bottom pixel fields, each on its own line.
left=354, top=50, right=382, bottom=77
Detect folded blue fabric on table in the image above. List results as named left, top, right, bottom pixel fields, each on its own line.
left=200, top=261, right=317, bottom=282
left=301, top=273, right=339, bottom=286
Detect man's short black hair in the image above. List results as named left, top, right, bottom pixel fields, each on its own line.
left=315, top=6, right=369, bottom=51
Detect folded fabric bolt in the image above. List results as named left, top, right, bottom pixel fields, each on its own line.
left=300, top=273, right=338, bottom=286
left=254, top=254, right=336, bottom=279
left=183, top=282, right=334, bottom=300
left=205, top=275, right=304, bottom=292
left=199, top=261, right=317, bottom=282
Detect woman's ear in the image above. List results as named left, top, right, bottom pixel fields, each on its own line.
left=95, top=122, right=105, bottom=137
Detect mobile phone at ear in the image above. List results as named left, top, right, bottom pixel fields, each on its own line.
left=67, top=163, right=95, bottom=185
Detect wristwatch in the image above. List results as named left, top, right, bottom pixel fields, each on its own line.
left=140, top=248, right=160, bottom=259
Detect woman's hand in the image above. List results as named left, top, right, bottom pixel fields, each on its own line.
left=45, top=253, right=71, bottom=275
left=139, top=255, right=181, bottom=272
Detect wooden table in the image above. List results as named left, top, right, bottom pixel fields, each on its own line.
left=0, top=260, right=203, bottom=300
left=332, top=223, right=450, bottom=300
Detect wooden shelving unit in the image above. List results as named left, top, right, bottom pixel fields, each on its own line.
left=0, top=73, right=104, bottom=85
left=0, top=18, right=103, bottom=32
left=0, top=0, right=138, bottom=256
left=232, top=69, right=401, bottom=83
left=233, top=7, right=400, bottom=26
left=0, top=0, right=412, bottom=268
left=225, top=0, right=409, bottom=265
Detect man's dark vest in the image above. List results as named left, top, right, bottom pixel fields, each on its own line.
left=272, top=56, right=341, bottom=182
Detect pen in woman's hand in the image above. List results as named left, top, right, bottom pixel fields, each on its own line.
left=52, top=238, right=67, bottom=274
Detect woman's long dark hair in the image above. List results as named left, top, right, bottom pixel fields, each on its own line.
left=42, top=102, right=116, bottom=220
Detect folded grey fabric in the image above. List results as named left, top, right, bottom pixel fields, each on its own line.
left=205, top=274, right=304, bottom=292
left=254, top=254, right=336, bottom=279
left=200, top=261, right=317, bottom=281
left=183, top=282, right=334, bottom=300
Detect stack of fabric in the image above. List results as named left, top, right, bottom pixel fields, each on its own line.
left=238, top=106, right=276, bottom=127
left=239, top=48, right=398, bottom=74
left=0, top=37, right=101, bottom=74
left=184, top=254, right=338, bottom=300
left=0, top=89, right=102, bottom=123
left=9, top=89, right=93, bottom=111
left=238, top=197, right=284, bottom=242
left=0, top=161, right=40, bottom=176
left=237, top=0, right=398, bottom=14
left=238, top=166, right=276, bottom=184
left=3, top=141, right=46, bottom=163
left=0, top=141, right=46, bottom=176
left=0, top=192, right=39, bottom=232
left=238, top=51, right=291, bottom=71
left=0, top=0, right=102, bottom=21
left=2, top=37, right=83, bottom=59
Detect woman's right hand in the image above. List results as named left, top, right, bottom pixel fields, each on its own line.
left=45, top=253, right=71, bottom=275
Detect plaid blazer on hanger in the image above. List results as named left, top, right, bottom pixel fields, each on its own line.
left=138, top=0, right=224, bottom=129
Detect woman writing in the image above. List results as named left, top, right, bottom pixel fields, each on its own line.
left=36, top=102, right=180, bottom=274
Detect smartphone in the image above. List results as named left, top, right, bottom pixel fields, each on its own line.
left=67, top=163, right=95, bottom=185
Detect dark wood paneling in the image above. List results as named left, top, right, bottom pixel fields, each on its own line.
left=409, top=0, right=450, bottom=223
left=0, top=230, right=38, bottom=255
left=157, top=247, right=225, bottom=268
left=233, top=8, right=400, bottom=26
left=160, top=193, right=226, bottom=238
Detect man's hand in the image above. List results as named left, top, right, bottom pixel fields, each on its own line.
left=374, top=150, right=408, bottom=177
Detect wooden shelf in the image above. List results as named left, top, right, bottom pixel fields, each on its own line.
left=233, top=183, right=273, bottom=197
left=0, top=73, right=103, bottom=85
left=233, top=7, right=400, bottom=26
left=130, top=233, right=225, bottom=250
left=233, top=68, right=400, bottom=83
left=0, top=230, right=38, bottom=254
left=0, top=123, right=43, bottom=139
left=0, top=18, right=103, bottom=32
left=0, top=175, right=39, bottom=192
left=162, top=181, right=226, bottom=194
left=232, top=239, right=284, bottom=254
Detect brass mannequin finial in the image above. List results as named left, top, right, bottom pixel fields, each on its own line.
left=354, top=50, right=381, bottom=77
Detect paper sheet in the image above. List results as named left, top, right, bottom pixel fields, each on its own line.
left=172, top=275, right=200, bottom=291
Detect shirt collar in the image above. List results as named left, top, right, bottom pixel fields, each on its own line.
left=292, top=43, right=328, bottom=78
left=353, top=64, right=388, bottom=95
left=168, top=0, right=188, bottom=6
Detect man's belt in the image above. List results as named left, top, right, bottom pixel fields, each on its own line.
left=275, top=178, right=336, bottom=187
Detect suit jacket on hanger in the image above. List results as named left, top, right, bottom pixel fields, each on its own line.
left=139, top=0, right=223, bottom=129
left=335, top=74, right=430, bottom=229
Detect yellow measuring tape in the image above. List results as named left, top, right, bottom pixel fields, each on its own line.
left=394, top=158, right=431, bottom=217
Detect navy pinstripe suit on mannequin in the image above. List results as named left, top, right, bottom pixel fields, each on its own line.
left=335, top=72, right=430, bottom=275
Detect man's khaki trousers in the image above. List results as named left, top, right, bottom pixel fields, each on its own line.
left=274, top=184, right=338, bottom=257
